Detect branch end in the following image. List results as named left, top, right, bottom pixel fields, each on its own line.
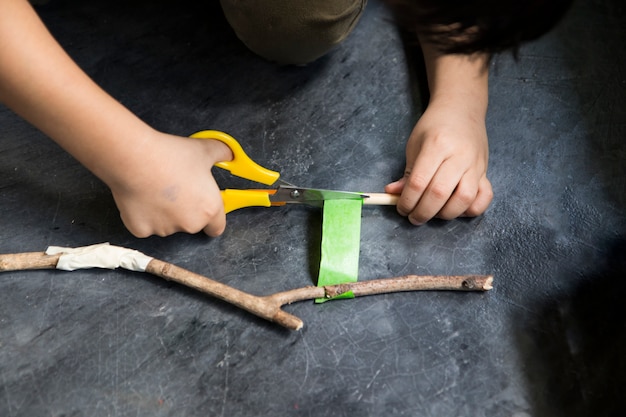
left=483, top=276, right=494, bottom=290
left=461, top=275, right=494, bottom=291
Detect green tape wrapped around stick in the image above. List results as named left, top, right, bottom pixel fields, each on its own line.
left=315, top=199, right=363, bottom=303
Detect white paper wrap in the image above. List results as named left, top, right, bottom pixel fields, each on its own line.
left=45, top=243, right=153, bottom=272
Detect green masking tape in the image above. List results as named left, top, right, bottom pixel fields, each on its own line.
left=315, top=198, right=363, bottom=303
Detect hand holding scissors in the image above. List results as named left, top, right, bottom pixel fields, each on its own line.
left=190, top=130, right=398, bottom=213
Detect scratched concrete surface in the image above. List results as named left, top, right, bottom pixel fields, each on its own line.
left=1, top=0, right=625, bottom=416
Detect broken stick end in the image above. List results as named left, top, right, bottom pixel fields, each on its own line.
left=462, top=275, right=494, bottom=291
left=483, top=276, right=494, bottom=291
left=272, top=310, right=304, bottom=331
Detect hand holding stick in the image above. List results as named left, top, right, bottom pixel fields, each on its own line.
left=0, top=244, right=492, bottom=330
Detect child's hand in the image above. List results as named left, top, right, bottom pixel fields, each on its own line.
left=108, top=133, right=233, bottom=237
left=385, top=100, right=493, bottom=225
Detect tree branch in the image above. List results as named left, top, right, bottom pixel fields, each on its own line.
left=1, top=249, right=493, bottom=330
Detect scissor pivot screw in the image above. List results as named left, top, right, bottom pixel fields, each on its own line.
left=290, top=189, right=301, bottom=199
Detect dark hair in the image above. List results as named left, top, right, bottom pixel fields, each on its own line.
left=385, top=0, right=575, bottom=54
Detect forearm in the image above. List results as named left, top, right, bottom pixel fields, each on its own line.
left=0, top=0, right=152, bottom=188
left=0, top=0, right=235, bottom=238
left=419, top=38, right=489, bottom=119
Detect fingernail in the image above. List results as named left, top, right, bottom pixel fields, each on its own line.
left=408, top=217, right=424, bottom=226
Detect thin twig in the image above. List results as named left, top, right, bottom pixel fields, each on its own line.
left=0, top=251, right=493, bottom=330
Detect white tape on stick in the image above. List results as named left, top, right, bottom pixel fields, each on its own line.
left=45, top=242, right=153, bottom=272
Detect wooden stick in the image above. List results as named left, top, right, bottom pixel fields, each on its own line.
left=145, top=258, right=307, bottom=330
left=0, top=251, right=492, bottom=330
left=0, top=251, right=61, bottom=270
left=363, top=193, right=399, bottom=206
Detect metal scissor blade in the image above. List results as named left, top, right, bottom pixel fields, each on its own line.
left=269, top=186, right=368, bottom=207
left=273, top=178, right=297, bottom=188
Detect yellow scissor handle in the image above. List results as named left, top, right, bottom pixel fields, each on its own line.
left=190, top=130, right=280, bottom=186
left=220, top=189, right=274, bottom=213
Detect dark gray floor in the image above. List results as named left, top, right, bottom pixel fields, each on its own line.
left=1, top=0, right=625, bottom=416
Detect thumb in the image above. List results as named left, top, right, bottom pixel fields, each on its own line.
left=385, top=177, right=406, bottom=195
left=197, top=138, right=234, bottom=165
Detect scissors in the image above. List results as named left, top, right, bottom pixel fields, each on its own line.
left=190, top=130, right=368, bottom=213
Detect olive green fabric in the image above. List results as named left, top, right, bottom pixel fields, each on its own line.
left=220, top=0, right=368, bottom=65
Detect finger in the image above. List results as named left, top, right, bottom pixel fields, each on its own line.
left=203, top=218, right=226, bottom=237
left=112, top=195, right=152, bottom=238
left=192, top=138, right=231, bottom=236
left=397, top=154, right=445, bottom=217
left=201, top=189, right=227, bottom=237
left=121, top=217, right=152, bottom=238
left=121, top=214, right=168, bottom=238
left=436, top=175, right=479, bottom=220
left=384, top=178, right=405, bottom=195
left=407, top=162, right=464, bottom=225
left=462, top=175, right=493, bottom=217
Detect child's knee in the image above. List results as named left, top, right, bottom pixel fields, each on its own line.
left=220, top=0, right=367, bottom=65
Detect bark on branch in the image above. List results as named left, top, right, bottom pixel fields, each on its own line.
left=0, top=250, right=492, bottom=331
